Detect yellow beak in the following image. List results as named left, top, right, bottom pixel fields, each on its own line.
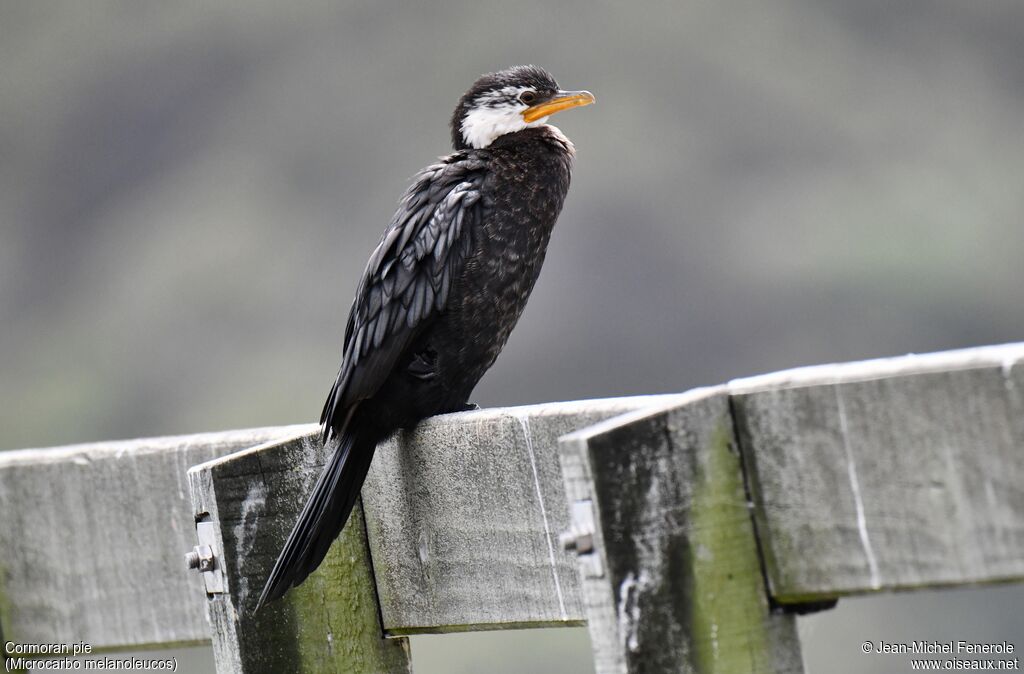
left=522, top=90, right=596, bottom=123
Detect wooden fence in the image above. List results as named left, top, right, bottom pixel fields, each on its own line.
left=1, top=343, right=1022, bottom=673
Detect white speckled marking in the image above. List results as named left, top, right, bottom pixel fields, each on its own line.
left=234, top=481, right=268, bottom=603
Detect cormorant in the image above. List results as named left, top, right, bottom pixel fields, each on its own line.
left=257, top=65, right=594, bottom=609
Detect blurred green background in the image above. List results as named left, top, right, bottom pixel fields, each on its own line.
left=2, top=1, right=1021, bottom=672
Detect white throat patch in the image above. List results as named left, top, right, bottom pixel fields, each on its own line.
left=460, top=86, right=548, bottom=149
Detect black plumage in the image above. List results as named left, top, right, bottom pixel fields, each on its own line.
left=257, top=65, right=593, bottom=609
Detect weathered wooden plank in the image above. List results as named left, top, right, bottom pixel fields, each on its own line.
left=559, top=389, right=803, bottom=674
left=730, top=343, right=1024, bottom=602
left=0, top=426, right=304, bottom=649
left=182, top=394, right=681, bottom=659
left=6, top=341, right=1022, bottom=673
left=188, top=430, right=411, bottom=674
left=362, top=395, right=686, bottom=634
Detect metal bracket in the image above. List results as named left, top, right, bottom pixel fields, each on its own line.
left=185, top=520, right=225, bottom=594
left=559, top=499, right=603, bottom=578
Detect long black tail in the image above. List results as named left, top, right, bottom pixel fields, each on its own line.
left=256, top=420, right=382, bottom=610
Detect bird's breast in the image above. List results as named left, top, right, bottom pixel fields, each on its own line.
left=436, top=139, right=572, bottom=390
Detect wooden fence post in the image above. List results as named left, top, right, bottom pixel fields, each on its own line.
left=188, top=430, right=411, bottom=674
left=182, top=397, right=685, bottom=672
left=729, top=345, right=1024, bottom=601
left=3, top=344, right=1021, bottom=673
left=560, top=388, right=803, bottom=674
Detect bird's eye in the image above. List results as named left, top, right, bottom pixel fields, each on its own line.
left=519, top=91, right=538, bottom=105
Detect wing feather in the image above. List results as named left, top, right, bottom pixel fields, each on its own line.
left=320, top=154, right=488, bottom=441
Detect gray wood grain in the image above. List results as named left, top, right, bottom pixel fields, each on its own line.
left=5, top=341, right=1023, bottom=670
left=560, top=389, right=803, bottom=674
left=730, top=343, right=1024, bottom=602
left=184, top=396, right=682, bottom=672
left=0, top=426, right=305, bottom=649
left=188, top=431, right=411, bottom=674
left=360, top=395, right=686, bottom=633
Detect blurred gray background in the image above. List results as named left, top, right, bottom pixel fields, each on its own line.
left=2, top=1, right=1022, bottom=672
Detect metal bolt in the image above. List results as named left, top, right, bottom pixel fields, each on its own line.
left=559, top=530, right=576, bottom=552
left=560, top=499, right=597, bottom=556
left=185, top=544, right=215, bottom=573
left=560, top=530, right=594, bottom=554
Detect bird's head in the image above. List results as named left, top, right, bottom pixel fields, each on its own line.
left=451, top=65, right=595, bottom=151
